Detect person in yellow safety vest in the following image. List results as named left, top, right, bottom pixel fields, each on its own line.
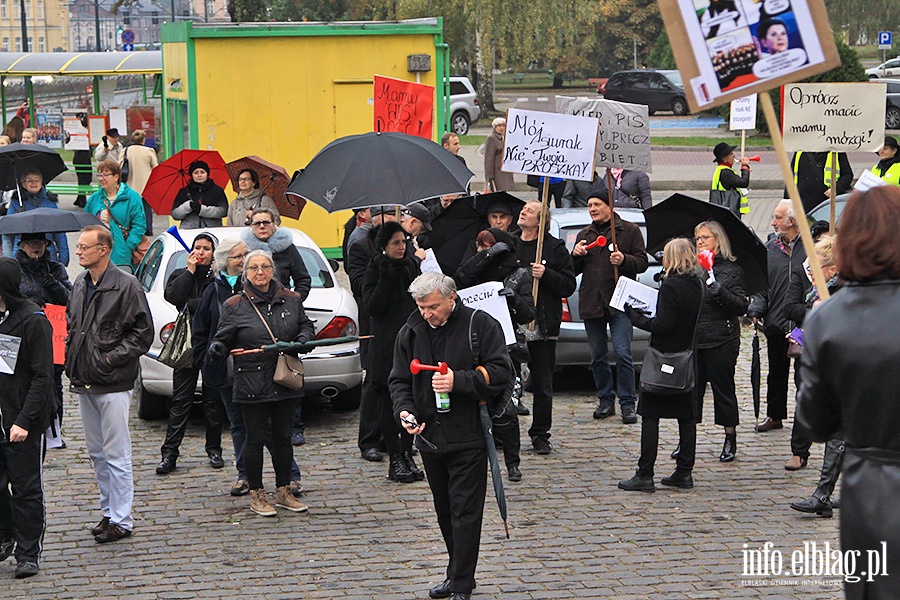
left=870, top=136, right=900, bottom=186
left=711, top=142, right=751, bottom=217
left=787, top=151, right=853, bottom=213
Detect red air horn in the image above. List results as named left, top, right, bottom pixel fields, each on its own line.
left=583, top=235, right=608, bottom=251
left=410, top=359, right=448, bottom=375
left=746, top=155, right=761, bottom=162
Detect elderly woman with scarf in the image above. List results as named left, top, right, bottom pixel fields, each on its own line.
left=227, top=169, right=281, bottom=227
left=171, top=160, right=228, bottom=229
left=1, top=170, right=69, bottom=264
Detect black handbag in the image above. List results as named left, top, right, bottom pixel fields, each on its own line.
left=639, top=281, right=705, bottom=394
left=120, top=147, right=130, bottom=183
left=708, top=188, right=741, bottom=216
left=158, top=306, right=193, bottom=369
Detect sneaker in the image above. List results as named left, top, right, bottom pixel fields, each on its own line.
left=249, top=489, right=277, bottom=517
left=621, top=406, right=638, bottom=424
left=208, top=451, right=225, bottom=469
left=0, top=538, right=14, bottom=562
left=14, top=560, right=39, bottom=579
left=288, top=480, right=303, bottom=497
left=230, top=479, right=250, bottom=497
left=532, top=437, right=552, bottom=455
left=593, top=402, right=615, bottom=419
left=94, top=523, right=132, bottom=544
left=90, top=516, right=110, bottom=537
left=291, top=431, right=306, bottom=446
left=275, top=486, right=309, bottom=513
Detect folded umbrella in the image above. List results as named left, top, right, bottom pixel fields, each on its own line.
left=479, top=401, right=510, bottom=539
left=0, top=207, right=102, bottom=235
left=225, top=155, right=304, bottom=220
left=751, top=326, right=761, bottom=428
left=0, top=143, right=67, bottom=191
left=142, top=149, right=229, bottom=216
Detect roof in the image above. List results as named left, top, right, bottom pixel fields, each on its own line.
left=0, top=52, right=161, bottom=76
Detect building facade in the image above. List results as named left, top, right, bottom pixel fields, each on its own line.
left=0, top=0, right=70, bottom=52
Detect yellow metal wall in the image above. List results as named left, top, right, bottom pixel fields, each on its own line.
left=192, top=34, right=440, bottom=251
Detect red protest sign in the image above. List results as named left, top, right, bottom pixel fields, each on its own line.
left=44, top=304, right=67, bottom=366
left=373, top=75, right=434, bottom=139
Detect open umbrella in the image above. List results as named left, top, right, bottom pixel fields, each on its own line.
left=751, top=326, right=761, bottom=428
left=469, top=191, right=526, bottom=218
left=643, top=193, right=768, bottom=295
left=142, top=149, right=229, bottom=216
left=0, top=207, right=102, bottom=235
left=0, top=143, right=67, bottom=191
left=479, top=401, right=510, bottom=539
left=225, top=155, right=305, bottom=220
left=427, top=196, right=486, bottom=274
left=286, top=132, right=474, bottom=213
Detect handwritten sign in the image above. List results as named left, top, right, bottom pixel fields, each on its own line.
left=373, top=75, right=434, bottom=140
left=501, top=108, right=598, bottom=181
left=782, top=83, right=885, bottom=152
left=44, top=304, right=67, bottom=366
left=729, top=95, right=758, bottom=131
left=555, top=96, right=652, bottom=173
left=456, top=281, right=515, bottom=346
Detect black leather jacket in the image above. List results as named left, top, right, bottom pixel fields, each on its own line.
left=696, top=255, right=748, bottom=348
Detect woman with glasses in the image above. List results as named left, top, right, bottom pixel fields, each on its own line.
left=84, top=160, right=146, bottom=267
left=227, top=169, right=280, bottom=227
left=241, top=207, right=311, bottom=301
left=2, top=170, right=70, bottom=263
left=209, top=250, right=315, bottom=517
left=171, top=160, right=228, bottom=229
left=692, top=221, right=748, bottom=463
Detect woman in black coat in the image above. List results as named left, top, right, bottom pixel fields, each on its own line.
left=619, top=238, right=705, bottom=492
left=170, top=160, right=228, bottom=229
left=693, top=221, right=748, bottom=462
left=362, top=222, right=422, bottom=483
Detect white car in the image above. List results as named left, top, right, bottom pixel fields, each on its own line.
left=448, top=76, right=481, bottom=135
left=867, top=57, right=900, bottom=79
left=132, top=226, right=362, bottom=420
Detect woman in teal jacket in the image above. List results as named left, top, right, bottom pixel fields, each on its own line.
left=84, top=159, right=146, bottom=266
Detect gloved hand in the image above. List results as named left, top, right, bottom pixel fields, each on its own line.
left=190, top=199, right=201, bottom=214
left=207, top=341, right=228, bottom=362
left=485, top=241, right=510, bottom=258
left=499, top=287, right=515, bottom=310
left=498, top=286, right=514, bottom=297
left=708, top=281, right=722, bottom=296
left=294, top=334, right=313, bottom=354
left=41, top=272, right=58, bottom=290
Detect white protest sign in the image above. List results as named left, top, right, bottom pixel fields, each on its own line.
left=729, top=95, right=758, bottom=131
left=782, top=83, right=886, bottom=152
left=854, top=169, right=889, bottom=192
left=501, top=108, right=598, bottom=181
left=456, top=281, right=516, bottom=346
left=419, top=248, right=443, bottom=274
left=555, top=96, right=652, bottom=173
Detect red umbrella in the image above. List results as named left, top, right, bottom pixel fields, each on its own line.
left=143, top=149, right=229, bottom=215
left=225, top=155, right=305, bottom=220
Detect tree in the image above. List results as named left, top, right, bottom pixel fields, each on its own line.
left=229, top=0, right=268, bottom=21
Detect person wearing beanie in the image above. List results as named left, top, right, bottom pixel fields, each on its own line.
left=171, top=160, right=228, bottom=229
left=870, top=136, right=900, bottom=186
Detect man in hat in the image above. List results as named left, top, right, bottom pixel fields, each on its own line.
left=711, top=142, right=751, bottom=217
left=402, top=203, right=433, bottom=260
left=94, top=128, right=123, bottom=164
left=869, top=136, right=900, bottom=186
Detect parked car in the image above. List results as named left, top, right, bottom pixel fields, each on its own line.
left=807, top=194, right=849, bottom=226
left=133, top=226, right=362, bottom=420
left=866, top=57, right=900, bottom=79
left=882, top=78, right=900, bottom=129
left=448, top=76, right=480, bottom=135
left=600, top=69, right=688, bottom=115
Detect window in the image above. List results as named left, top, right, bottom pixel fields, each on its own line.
left=37, top=0, right=43, bottom=18
left=13, top=1, right=18, bottom=17
left=649, top=74, right=669, bottom=90
left=38, top=36, right=45, bottom=52
left=1, top=38, right=7, bottom=52
left=0, top=0, right=6, bottom=19
left=151, top=11, right=158, bottom=24
left=205, top=0, right=214, bottom=17
left=14, top=37, right=20, bottom=52
left=27, top=37, right=32, bottom=51
left=122, top=9, right=130, bottom=24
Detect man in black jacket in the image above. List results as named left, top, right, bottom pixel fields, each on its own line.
left=514, top=201, right=577, bottom=454
left=0, top=258, right=54, bottom=578
left=786, top=151, right=853, bottom=213
left=391, top=272, right=512, bottom=600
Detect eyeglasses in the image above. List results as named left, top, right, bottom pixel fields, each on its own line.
left=97, top=173, right=115, bottom=179
left=246, top=264, right=274, bottom=272
left=694, top=235, right=714, bottom=242
left=238, top=176, right=253, bottom=182
left=250, top=220, right=274, bottom=228
left=75, top=243, right=107, bottom=252
left=22, top=178, right=42, bottom=184
left=228, top=252, right=248, bottom=261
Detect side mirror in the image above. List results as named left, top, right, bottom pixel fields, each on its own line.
left=328, top=258, right=340, bottom=273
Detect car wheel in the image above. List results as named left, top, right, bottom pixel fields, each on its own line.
left=672, top=97, right=688, bottom=116
left=451, top=111, right=470, bottom=136
left=135, top=369, right=170, bottom=420
left=330, top=383, right=362, bottom=411
left=887, top=106, right=900, bottom=130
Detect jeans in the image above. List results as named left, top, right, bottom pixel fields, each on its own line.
left=584, top=311, right=636, bottom=408
left=220, top=387, right=301, bottom=481
left=241, top=399, right=296, bottom=490
left=0, top=432, right=45, bottom=562
left=78, top=391, right=134, bottom=530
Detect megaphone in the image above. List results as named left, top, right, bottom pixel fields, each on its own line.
left=410, top=359, right=449, bottom=375
left=746, top=155, right=761, bottom=163
left=583, top=235, right=608, bottom=251
left=166, top=225, right=192, bottom=253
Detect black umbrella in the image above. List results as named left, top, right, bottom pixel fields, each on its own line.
left=479, top=401, right=509, bottom=539
left=286, top=132, right=474, bottom=213
left=427, top=196, right=486, bottom=274
left=469, top=191, right=526, bottom=218
left=643, top=193, right=768, bottom=295
left=0, top=207, right=102, bottom=235
left=0, top=143, right=68, bottom=191
left=751, top=326, right=761, bottom=428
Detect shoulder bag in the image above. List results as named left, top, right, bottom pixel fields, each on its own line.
left=158, top=306, right=193, bottom=369
left=708, top=189, right=742, bottom=216
left=244, top=293, right=305, bottom=390
left=639, top=280, right=706, bottom=395
left=120, top=146, right=130, bottom=183
left=104, top=195, right=151, bottom=265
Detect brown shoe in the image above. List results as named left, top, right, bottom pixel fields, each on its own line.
left=784, top=455, right=808, bottom=471
left=249, top=489, right=277, bottom=517
left=756, top=417, right=783, bottom=432
left=275, top=486, right=308, bottom=513
left=90, top=516, right=110, bottom=536
left=94, top=523, right=132, bottom=543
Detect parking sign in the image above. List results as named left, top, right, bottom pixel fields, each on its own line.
left=879, top=31, right=893, bottom=50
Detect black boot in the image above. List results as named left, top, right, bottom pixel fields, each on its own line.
left=670, top=445, right=680, bottom=459
left=661, top=469, right=694, bottom=488
left=719, top=433, right=736, bottom=462
left=618, top=471, right=655, bottom=493
left=156, top=454, right=177, bottom=475
left=790, top=438, right=844, bottom=518
left=387, top=453, right=415, bottom=483
left=401, top=450, right=425, bottom=481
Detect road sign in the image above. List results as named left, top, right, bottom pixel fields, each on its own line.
left=123, top=43, right=134, bottom=51
left=879, top=31, right=893, bottom=50
left=121, top=29, right=135, bottom=45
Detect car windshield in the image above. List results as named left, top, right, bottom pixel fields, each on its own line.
left=661, top=70, right=683, bottom=88
left=164, top=245, right=335, bottom=289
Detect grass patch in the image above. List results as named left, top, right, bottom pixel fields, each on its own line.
left=652, top=136, right=773, bottom=147
left=459, top=134, right=487, bottom=146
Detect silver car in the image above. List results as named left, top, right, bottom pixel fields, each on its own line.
left=448, top=76, right=481, bottom=135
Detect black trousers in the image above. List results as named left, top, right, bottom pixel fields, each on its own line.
left=0, top=433, right=45, bottom=562
left=358, top=379, right=382, bottom=451
left=492, top=416, right=521, bottom=470
left=764, top=332, right=797, bottom=421
left=421, top=447, right=487, bottom=595
left=537, top=181, right=567, bottom=208
left=638, top=417, right=696, bottom=477
left=790, top=362, right=812, bottom=458
left=373, top=382, right=412, bottom=455
left=526, top=339, right=556, bottom=442
left=695, top=338, right=741, bottom=427
left=242, top=399, right=296, bottom=490
left=160, top=366, right=223, bottom=459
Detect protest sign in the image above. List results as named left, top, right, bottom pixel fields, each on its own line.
left=44, top=304, right=67, bottom=366
left=657, top=0, right=839, bottom=111
left=729, top=95, right=758, bottom=130
left=63, top=114, right=90, bottom=151
left=555, top=97, right=652, bottom=173
left=782, top=82, right=886, bottom=152
left=373, top=75, right=434, bottom=140
left=456, top=281, right=516, bottom=346
left=501, top=108, right=598, bottom=181
left=0, top=334, right=21, bottom=375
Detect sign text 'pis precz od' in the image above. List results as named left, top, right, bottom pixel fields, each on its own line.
left=501, top=108, right=598, bottom=182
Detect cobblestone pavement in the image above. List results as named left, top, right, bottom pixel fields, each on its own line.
left=8, top=323, right=844, bottom=599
